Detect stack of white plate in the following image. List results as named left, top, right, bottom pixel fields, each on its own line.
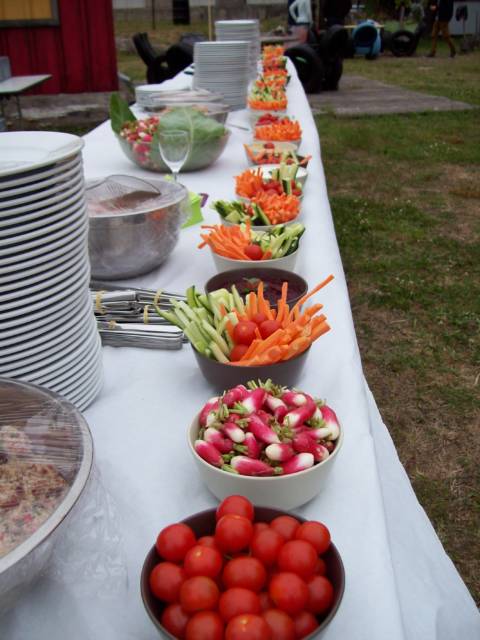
left=193, top=41, right=250, bottom=110
left=0, top=131, right=102, bottom=411
left=135, top=87, right=223, bottom=109
left=215, top=20, right=261, bottom=78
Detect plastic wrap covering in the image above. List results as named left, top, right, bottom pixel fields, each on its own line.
left=86, top=175, right=189, bottom=280
left=0, top=378, right=93, bottom=613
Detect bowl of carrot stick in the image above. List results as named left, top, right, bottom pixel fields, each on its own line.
left=198, top=223, right=304, bottom=273
left=157, top=276, right=334, bottom=390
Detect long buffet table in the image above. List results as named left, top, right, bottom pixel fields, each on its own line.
left=2, top=65, right=479, bottom=640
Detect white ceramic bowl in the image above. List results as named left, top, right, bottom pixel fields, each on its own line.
left=210, top=247, right=299, bottom=273
left=254, top=137, right=301, bottom=151
left=188, top=414, right=344, bottom=510
left=248, top=109, right=287, bottom=126
left=245, top=141, right=298, bottom=166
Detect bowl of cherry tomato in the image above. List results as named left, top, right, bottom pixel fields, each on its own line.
left=141, top=495, right=345, bottom=640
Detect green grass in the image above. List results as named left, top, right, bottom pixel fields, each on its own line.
left=345, top=41, right=480, bottom=106
left=316, top=55, right=480, bottom=601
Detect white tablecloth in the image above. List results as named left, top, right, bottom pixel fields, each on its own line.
left=2, top=65, right=478, bottom=640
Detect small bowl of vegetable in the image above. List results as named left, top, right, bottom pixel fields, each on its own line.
left=157, top=276, right=334, bottom=390
left=254, top=114, right=302, bottom=149
left=187, top=381, right=344, bottom=509
left=258, top=163, right=308, bottom=187
left=235, top=167, right=303, bottom=201
left=213, top=195, right=301, bottom=232
left=199, top=223, right=305, bottom=273
left=141, top=496, right=345, bottom=639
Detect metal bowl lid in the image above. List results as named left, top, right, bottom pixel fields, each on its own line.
left=85, top=175, right=188, bottom=218
left=0, top=378, right=93, bottom=572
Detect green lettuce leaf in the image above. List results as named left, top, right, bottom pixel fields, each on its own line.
left=110, top=93, right=136, bottom=134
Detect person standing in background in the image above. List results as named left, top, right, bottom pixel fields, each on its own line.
left=427, top=0, right=456, bottom=57
left=288, top=0, right=312, bottom=43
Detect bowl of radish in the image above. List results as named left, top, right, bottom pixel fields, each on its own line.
left=187, top=380, right=343, bottom=510
left=140, top=496, right=345, bottom=639
left=199, top=223, right=305, bottom=273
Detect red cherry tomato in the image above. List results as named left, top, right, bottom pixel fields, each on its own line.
left=265, top=189, right=280, bottom=198
left=156, top=523, right=196, bottom=562
left=184, top=545, right=223, bottom=578
left=161, top=603, right=190, bottom=639
left=251, top=528, right=285, bottom=567
left=149, top=562, right=185, bottom=602
left=185, top=611, right=224, bottom=640
left=262, top=609, right=295, bottom=640
left=270, top=515, right=300, bottom=541
left=233, top=321, right=258, bottom=346
left=230, top=344, right=249, bottom=362
left=252, top=522, right=269, bottom=535
left=259, top=319, right=281, bottom=339
left=315, top=557, right=327, bottom=576
left=219, top=588, right=261, bottom=622
left=226, top=614, right=272, bottom=640
left=197, top=535, right=219, bottom=550
left=215, top=515, right=254, bottom=553
left=306, top=575, right=334, bottom=615
left=223, top=556, right=267, bottom=592
left=245, top=244, right=264, bottom=260
left=269, top=573, right=309, bottom=616
left=259, top=591, right=275, bottom=611
left=216, top=496, right=254, bottom=522
left=292, top=189, right=302, bottom=197
left=294, top=521, right=331, bottom=555
left=278, top=540, right=318, bottom=580
left=251, top=313, right=268, bottom=326
left=264, top=142, right=275, bottom=149
left=292, top=611, right=319, bottom=639
left=179, top=576, right=220, bottom=613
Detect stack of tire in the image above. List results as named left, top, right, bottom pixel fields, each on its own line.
left=285, top=25, right=350, bottom=94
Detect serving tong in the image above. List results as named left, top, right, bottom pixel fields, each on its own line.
left=90, top=281, right=186, bottom=350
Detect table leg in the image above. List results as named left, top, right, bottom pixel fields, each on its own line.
left=15, top=95, right=22, bottom=124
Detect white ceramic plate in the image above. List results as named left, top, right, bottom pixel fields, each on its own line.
left=68, top=366, right=103, bottom=411
left=0, top=173, right=84, bottom=218
left=0, top=251, right=87, bottom=306
left=45, top=337, right=102, bottom=393
left=0, top=290, right=92, bottom=356
left=0, top=163, right=83, bottom=207
left=0, top=310, right=96, bottom=376
left=0, top=131, right=84, bottom=178
left=0, top=187, right=85, bottom=229
left=0, top=153, right=81, bottom=190
left=0, top=260, right=89, bottom=334
left=0, top=194, right=86, bottom=240
left=0, top=294, right=93, bottom=363
left=0, top=156, right=82, bottom=197
left=0, top=224, right=86, bottom=281
left=0, top=258, right=90, bottom=322
left=0, top=208, right=87, bottom=267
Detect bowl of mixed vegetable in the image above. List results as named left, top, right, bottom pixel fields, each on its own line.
left=157, top=276, right=334, bottom=389
left=110, top=96, right=231, bottom=173
left=187, top=381, right=343, bottom=509
left=254, top=114, right=302, bottom=148
left=141, top=496, right=345, bottom=639
left=199, top=223, right=305, bottom=273
left=235, top=166, right=303, bottom=201
left=213, top=195, right=301, bottom=231
left=244, top=143, right=311, bottom=168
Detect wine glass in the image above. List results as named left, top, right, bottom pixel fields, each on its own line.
left=158, top=129, right=191, bottom=182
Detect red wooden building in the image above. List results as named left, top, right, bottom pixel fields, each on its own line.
left=0, top=0, right=118, bottom=94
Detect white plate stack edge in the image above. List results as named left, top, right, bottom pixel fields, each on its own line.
left=215, top=19, right=261, bottom=79
left=0, top=131, right=103, bottom=411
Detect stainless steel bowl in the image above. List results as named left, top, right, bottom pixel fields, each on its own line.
left=0, top=378, right=93, bottom=614
left=86, top=177, right=189, bottom=280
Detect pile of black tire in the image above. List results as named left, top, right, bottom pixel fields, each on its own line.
left=285, top=25, right=350, bottom=94
left=381, top=21, right=425, bottom=57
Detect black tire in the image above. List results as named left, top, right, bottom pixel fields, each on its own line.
left=165, top=42, right=193, bottom=76
left=285, top=44, right=324, bottom=94
left=319, top=25, right=350, bottom=60
left=322, top=58, right=343, bottom=91
left=343, top=35, right=356, bottom=59
left=390, top=30, right=418, bottom=57
left=381, top=29, right=393, bottom=53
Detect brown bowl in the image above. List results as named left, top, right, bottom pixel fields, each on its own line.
left=192, top=345, right=310, bottom=391
left=141, top=506, right=345, bottom=639
left=205, top=267, right=308, bottom=310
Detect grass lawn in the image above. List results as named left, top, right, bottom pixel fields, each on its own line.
left=317, top=48, right=479, bottom=603
left=114, top=15, right=480, bottom=602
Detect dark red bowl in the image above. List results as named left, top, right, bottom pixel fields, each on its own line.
left=141, top=506, right=345, bottom=639
left=192, top=345, right=310, bottom=391
left=205, top=267, right=308, bottom=310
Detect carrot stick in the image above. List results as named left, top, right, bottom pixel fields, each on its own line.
left=276, top=282, right=289, bottom=325
left=288, top=275, right=334, bottom=321
left=310, top=321, right=330, bottom=340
